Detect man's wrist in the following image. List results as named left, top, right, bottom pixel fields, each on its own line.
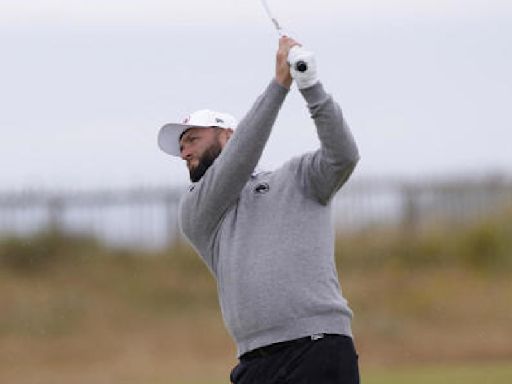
left=275, top=75, right=292, bottom=89
left=300, top=81, right=326, bottom=105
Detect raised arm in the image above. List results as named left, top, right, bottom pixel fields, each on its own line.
left=180, top=38, right=298, bottom=248
left=285, top=44, right=359, bottom=205
left=293, top=83, right=359, bottom=205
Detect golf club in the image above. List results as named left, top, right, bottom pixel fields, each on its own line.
left=259, top=0, right=308, bottom=72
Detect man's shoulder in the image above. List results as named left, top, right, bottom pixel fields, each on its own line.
left=248, top=155, right=313, bottom=183
left=255, top=153, right=316, bottom=179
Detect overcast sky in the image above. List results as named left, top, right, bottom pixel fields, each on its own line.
left=1, top=0, right=511, bottom=191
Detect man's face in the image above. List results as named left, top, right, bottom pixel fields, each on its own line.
left=179, top=127, right=224, bottom=182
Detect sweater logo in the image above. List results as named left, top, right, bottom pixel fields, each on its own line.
left=254, top=182, right=270, bottom=194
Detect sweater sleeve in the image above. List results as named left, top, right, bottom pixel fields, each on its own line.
left=294, top=82, right=360, bottom=205
left=179, top=80, right=289, bottom=262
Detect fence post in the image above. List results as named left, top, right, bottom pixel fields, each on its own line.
left=401, top=184, right=419, bottom=236
left=165, top=194, right=179, bottom=249
left=48, top=196, right=64, bottom=233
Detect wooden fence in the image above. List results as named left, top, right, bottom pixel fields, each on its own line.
left=1, top=174, right=511, bottom=249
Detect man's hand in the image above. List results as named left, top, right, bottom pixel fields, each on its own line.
left=288, top=46, right=318, bottom=89
left=275, top=36, right=300, bottom=89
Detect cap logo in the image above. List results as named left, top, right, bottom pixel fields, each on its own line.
left=182, top=116, right=190, bottom=124
left=215, top=117, right=224, bottom=124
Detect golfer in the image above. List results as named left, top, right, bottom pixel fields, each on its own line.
left=158, top=37, right=360, bottom=384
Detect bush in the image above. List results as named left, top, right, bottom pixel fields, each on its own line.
left=459, top=220, right=511, bottom=270
left=0, top=231, right=103, bottom=273
left=335, top=210, right=512, bottom=271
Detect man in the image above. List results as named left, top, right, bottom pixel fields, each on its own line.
left=158, top=37, right=360, bottom=383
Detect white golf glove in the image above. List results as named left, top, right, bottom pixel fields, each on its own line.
left=288, top=46, right=318, bottom=89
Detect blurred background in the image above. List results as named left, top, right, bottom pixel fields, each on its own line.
left=1, top=1, right=511, bottom=383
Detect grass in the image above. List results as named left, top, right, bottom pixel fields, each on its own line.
left=87, top=362, right=512, bottom=384
left=0, top=211, right=511, bottom=383
left=364, top=362, right=512, bottom=384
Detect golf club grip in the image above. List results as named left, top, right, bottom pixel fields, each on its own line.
left=295, top=60, right=308, bottom=72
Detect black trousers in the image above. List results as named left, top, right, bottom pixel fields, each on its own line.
left=230, top=334, right=360, bottom=384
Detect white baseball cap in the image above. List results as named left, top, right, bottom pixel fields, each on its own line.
left=158, top=109, right=238, bottom=157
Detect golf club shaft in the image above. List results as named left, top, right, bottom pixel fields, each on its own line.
left=259, top=0, right=307, bottom=72
left=260, top=0, right=284, bottom=36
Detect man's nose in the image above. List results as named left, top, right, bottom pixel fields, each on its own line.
left=181, top=146, right=193, bottom=160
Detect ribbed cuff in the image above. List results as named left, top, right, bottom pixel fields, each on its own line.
left=299, top=81, right=327, bottom=105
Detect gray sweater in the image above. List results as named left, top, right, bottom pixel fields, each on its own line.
left=179, top=79, right=360, bottom=357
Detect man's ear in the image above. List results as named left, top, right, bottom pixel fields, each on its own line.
left=218, top=127, right=234, bottom=149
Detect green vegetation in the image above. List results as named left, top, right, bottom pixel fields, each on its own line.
left=181, top=363, right=512, bottom=384
left=335, top=208, right=512, bottom=271
left=364, top=362, right=512, bottom=384
left=0, top=210, right=511, bottom=383
left=0, top=230, right=102, bottom=271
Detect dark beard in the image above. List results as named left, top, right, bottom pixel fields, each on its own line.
left=189, top=142, right=222, bottom=182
